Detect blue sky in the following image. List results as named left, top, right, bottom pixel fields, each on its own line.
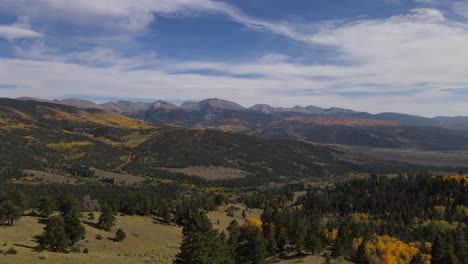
left=0, top=0, right=468, bottom=116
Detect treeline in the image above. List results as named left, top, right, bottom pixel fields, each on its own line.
left=0, top=182, right=228, bottom=216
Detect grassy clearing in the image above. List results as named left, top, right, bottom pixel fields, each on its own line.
left=0, top=214, right=181, bottom=264
left=161, top=166, right=248, bottom=180
left=0, top=206, right=326, bottom=264
left=19, top=169, right=145, bottom=186
left=334, top=145, right=468, bottom=168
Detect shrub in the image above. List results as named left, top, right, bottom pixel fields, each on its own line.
left=5, top=247, right=18, bottom=255
left=83, top=248, right=89, bottom=254
left=95, top=235, right=102, bottom=240
left=87, top=212, right=95, bottom=220
left=114, top=228, right=126, bottom=242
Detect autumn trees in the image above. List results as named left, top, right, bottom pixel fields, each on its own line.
left=234, top=173, right=468, bottom=263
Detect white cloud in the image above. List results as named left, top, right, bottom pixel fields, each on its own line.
left=1, top=2, right=468, bottom=116
left=0, top=0, right=316, bottom=42
left=0, top=24, right=42, bottom=40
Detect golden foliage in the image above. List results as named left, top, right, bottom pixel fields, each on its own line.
left=38, top=106, right=153, bottom=129
left=292, top=204, right=303, bottom=210
left=443, top=174, right=468, bottom=186
left=353, top=237, right=364, bottom=251
left=243, top=217, right=263, bottom=231
left=324, top=228, right=338, bottom=242
left=351, top=212, right=370, bottom=222
left=364, top=235, right=419, bottom=264
left=78, top=111, right=153, bottom=129
left=47, top=141, right=92, bottom=150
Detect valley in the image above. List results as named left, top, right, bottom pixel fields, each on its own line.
left=0, top=98, right=467, bottom=264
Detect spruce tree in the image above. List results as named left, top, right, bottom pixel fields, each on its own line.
left=294, top=216, right=306, bottom=254
left=59, top=193, right=85, bottom=245
left=431, top=236, right=446, bottom=264
left=235, top=225, right=267, bottom=264
left=227, top=220, right=241, bottom=258
left=39, top=216, right=69, bottom=252
left=98, top=205, right=116, bottom=231
left=0, top=190, right=28, bottom=225
left=38, top=196, right=54, bottom=217
left=454, top=228, right=468, bottom=264
left=306, top=229, right=323, bottom=255
left=174, top=211, right=233, bottom=264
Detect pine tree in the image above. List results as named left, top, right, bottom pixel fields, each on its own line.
left=235, top=225, right=267, bottom=264
left=333, top=223, right=351, bottom=258
left=306, top=229, right=323, bottom=255
left=227, top=220, right=241, bottom=258
left=332, top=239, right=346, bottom=258
left=59, top=193, right=85, bottom=245
left=265, top=226, right=278, bottom=257
left=162, top=204, right=171, bottom=224
left=294, top=216, right=306, bottom=254
left=38, top=196, right=54, bottom=217
left=431, top=236, right=446, bottom=264
left=39, top=216, right=69, bottom=252
left=98, top=205, right=116, bottom=231
left=174, top=211, right=233, bottom=264
left=0, top=190, right=28, bottom=225
left=454, top=228, right=468, bottom=264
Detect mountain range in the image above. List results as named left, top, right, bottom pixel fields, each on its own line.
left=2, top=98, right=468, bottom=185
left=0, top=98, right=358, bottom=185
left=13, top=97, right=468, bottom=150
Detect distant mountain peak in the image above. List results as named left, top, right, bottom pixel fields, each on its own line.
left=149, top=100, right=179, bottom=110
left=100, top=100, right=152, bottom=114
left=52, top=98, right=102, bottom=109
left=249, top=104, right=276, bottom=114
left=181, top=98, right=245, bottom=111
left=199, top=98, right=246, bottom=110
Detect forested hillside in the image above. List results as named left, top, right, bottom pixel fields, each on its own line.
left=0, top=98, right=354, bottom=185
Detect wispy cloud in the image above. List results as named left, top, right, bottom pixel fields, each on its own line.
left=0, top=24, right=42, bottom=40
left=0, top=2, right=468, bottom=116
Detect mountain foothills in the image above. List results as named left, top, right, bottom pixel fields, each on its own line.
left=17, top=97, right=468, bottom=150
left=0, top=98, right=355, bottom=186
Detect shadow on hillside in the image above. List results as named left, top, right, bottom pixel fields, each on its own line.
left=13, top=243, right=36, bottom=250
left=82, top=220, right=100, bottom=229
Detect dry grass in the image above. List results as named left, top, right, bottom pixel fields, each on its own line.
left=275, top=255, right=326, bottom=264
left=19, top=169, right=145, bottom=186
left=334, top=145, right=468, bottom=168
left=0, top=214, right=182, bottom=264
left=207, top=203, right=263, bottom=232
left=0, top=208, right=327, bottom=264
left=280, top=116, right=399, bottom=127
left=93, top=169, right=145, bottom=185
left=21, top=170, right=80, bottom=184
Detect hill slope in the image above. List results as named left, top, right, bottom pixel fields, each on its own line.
left=0, top=98, right=353, bottom=183
left=16, top=97, right=468, bottom=149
